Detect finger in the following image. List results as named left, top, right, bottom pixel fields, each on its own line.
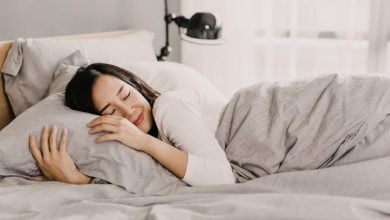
left=40, top=124, right=50, bottom=157
left=95, top=133, right=118, bottom=143
left=40, top=171, right=53, bottom=181
left=87, top=115, right=121, bottom=128
left=31, top=176, right=44, bottom=181
left=59, top=128, right=68, bottom=154
left=49, top=125, right=58, bottom=155
left=89, top=124, right=119, bottom=134
left=88, top=115, right=121, bottom=128
left=38, top=175, right=50, bottom=181
left=29, top=133, right=43, bottom=164
left=41, top=175, right=50, bottom=181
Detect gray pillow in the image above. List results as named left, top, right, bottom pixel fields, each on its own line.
left=1, top=30, right=157, bottom=116
left=0, top=91, right=188, bottom=195
left=48, top=50, right=88, bottom=96
left=0, top=52, right=227, bottom=194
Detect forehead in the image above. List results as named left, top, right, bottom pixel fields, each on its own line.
left=94, top=74, right=123, bottom=89
left=92, top=75, right=124, bottom=105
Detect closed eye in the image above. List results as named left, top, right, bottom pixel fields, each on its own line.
left=124, top=91, right=131, bottom=100
left=110, top=91, right=130, bottom=115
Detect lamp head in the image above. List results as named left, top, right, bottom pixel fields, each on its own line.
left=186, top=12, right=222, bottom=40
left=157, top=0, right=225, bottom=61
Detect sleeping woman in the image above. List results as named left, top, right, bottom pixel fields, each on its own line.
left=28, top=63, right=236, bottom=186
left=30, top=63, right=390, bottom=185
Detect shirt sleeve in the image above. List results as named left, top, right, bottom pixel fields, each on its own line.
left=153, top=90, right=235, bottom=186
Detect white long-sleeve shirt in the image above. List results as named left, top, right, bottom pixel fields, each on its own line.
left=152, top=90, right=235, bottom=186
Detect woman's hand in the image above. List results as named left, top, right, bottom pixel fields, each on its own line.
left=29, top=125, right=91, bottom=184
left=87, top=115, right=150, bottom=151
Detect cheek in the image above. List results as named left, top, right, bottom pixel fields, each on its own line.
left=133, top=95, right=151, bottom=109
left=141, top=101, right=153, bottom=126
left=112, top=111, right=122, bottom=117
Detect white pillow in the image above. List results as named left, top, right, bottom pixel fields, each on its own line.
left=120, top=62, right=227, bottom=103
left=48, top=53, right=228, bottom=137
left=1, top=30, right=157, bottom=116
left=48, top=51, right=228, bottom=105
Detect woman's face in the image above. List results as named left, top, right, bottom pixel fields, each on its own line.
left=91, top=74, right=153, bottom=133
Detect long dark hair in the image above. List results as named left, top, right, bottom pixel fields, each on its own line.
left=65, top=63, right=160, bottom=138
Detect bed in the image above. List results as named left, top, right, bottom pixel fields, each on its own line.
left=0, top=30, right=390, bottom=220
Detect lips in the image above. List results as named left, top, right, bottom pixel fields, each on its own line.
left=132, top=111, right=144, bottom=126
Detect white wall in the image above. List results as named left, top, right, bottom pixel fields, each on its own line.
left=180, top=0, right=237, bottom=98
left=0, top=0, right=181, bottom=62
left=180, top=0, right=390, bottom=99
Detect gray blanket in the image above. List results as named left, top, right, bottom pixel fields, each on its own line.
left=216, top=73, right=390, bottom=183
left=2, top=73, right=390, bottom=219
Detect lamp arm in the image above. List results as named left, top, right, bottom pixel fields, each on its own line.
left=173, top=16, right=189, bottom=28
left=157, top=13, right=173, bottom=61
left=157, top=0, right=173, bottom=61
left=156, top=0, right=189, bottom=61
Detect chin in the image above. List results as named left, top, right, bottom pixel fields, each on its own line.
left=139, top=121, right=152, bottom=134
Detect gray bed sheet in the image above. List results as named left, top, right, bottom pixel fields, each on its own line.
left=1, top=152, right=390, bottom=220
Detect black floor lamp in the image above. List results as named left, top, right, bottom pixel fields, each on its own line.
left=157, top=0, right=224, bottom=61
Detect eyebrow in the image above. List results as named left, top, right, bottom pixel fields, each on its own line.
left=99, top=84, right=124, bottom=114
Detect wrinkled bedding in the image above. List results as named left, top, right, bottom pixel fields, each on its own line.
left=2, top=73, right=390, bottom=219
left=1, top=152, right=390, bottom=219
left=216, top=73, right=390, bottom=183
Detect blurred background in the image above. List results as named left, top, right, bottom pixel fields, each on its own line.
left=1, top=0, right=389, bottom=98
left=181, top=0, right=390, bottom=97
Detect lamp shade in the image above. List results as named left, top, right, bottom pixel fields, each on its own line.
left=186, top=12, right=221, bottom=40
left=181, top=12, right=224, bottom=45
left=157, top=3, right=226, bottom=61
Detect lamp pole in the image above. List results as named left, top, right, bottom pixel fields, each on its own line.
left=157, top=0, right=190, bottom=61
left=157, top=0, right=172, bottom=61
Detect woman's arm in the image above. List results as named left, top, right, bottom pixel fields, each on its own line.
left=70, top=172, right=92, bottom=184
left=31, top=171, right=92, bottom=184
left=88, top=91, right=235, bottom=186
left=88, top=115, right=189, bottom=179
left=152, top=91, right=235, bottom=186
left=88, top=115, right=188, bottom=179
left=142, top=135, right=188, bottom=179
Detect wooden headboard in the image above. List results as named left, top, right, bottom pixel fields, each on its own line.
left=0, top=29, right=139, bottom=131
left=0, top=41, right=13, bottom=130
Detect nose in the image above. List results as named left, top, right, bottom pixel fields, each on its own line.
left=113, top=99, right=136, bottom=118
